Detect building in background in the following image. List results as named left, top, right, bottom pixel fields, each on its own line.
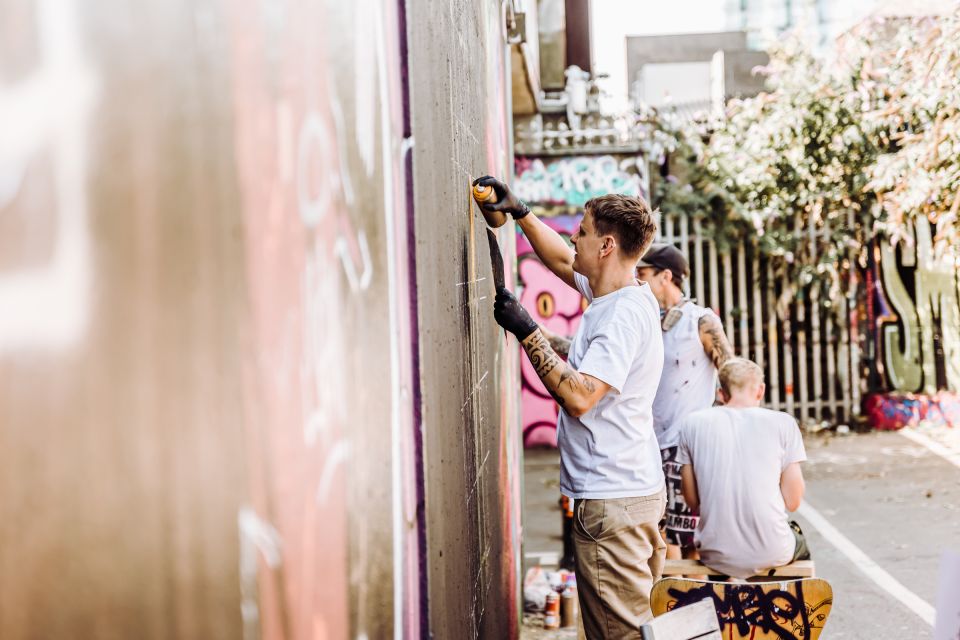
left=625, top=31, right=768, bottom=114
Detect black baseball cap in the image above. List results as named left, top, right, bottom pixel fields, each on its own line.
left=637, top=244, right=689, bottom=284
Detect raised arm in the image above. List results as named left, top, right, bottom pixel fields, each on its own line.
left=494, top=288, right=608, bottom=417
left=779, top=462, right=805, bottom=512
left=473, top=176, right=577, bottom=289
left=699, top=314, right=734, bottom=370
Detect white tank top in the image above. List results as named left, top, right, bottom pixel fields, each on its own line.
left=652, top=301, right=719, bottom=449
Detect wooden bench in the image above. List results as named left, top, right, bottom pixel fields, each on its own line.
left=661, top=559, right=815, bottom=579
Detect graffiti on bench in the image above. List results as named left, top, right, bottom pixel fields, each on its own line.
left=652, top=578, right=833, bottom=640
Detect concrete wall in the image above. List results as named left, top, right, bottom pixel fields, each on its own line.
left=0, top=0, right=520, bottom=638
left=407, top=1, right=522, bottom=637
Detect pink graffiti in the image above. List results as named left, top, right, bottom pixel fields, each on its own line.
left=518, top=216, right=585, bottom=448
left=863, top=392, right=960, bottom=430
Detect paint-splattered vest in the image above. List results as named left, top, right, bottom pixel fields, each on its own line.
left=652, top=301, right=719, bottom=450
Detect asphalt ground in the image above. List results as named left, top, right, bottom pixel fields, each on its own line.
left=520, top=426, right=960, bottom=639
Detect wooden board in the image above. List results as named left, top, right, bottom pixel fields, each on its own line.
left=651, top=578, right=833, bottom=640
left=661, top=559, right=816, bottom=578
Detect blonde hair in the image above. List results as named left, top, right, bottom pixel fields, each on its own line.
left=718, top=358, right=764, bottom=395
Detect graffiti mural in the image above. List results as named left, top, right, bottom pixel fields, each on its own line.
left=863, top=392, right=960, bottom=431
left=877, top=221, right=960, bottom=394
left=514, top=154, right=647, bottom=207
left=866, top=219, right=960, bottom=428
left=226, top=0, right=419, bottom=637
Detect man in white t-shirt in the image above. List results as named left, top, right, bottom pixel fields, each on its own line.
left=636, top=245, right=733, bottom=562
left=677, top=358, right=810, bottom=579
left=474, top=175, right=666, bottom=635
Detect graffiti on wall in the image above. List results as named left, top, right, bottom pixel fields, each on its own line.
left=517, top=216, right=585, bottom=447
left=227, top=0, right=415, bottom=637
left=0, top=0, right=96, bottom=352
left=865, top=219, right=960, bottom=428
left=514, top=155, right=647, bottom=206
left=863, top=391, right=960, bottom=430
left=877, top=220, right=960, bottom=394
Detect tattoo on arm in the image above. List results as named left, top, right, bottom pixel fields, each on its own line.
left=521, top=331, right=599, bottom=409
left=525, top=331, right=562, bottom=379
left=699, top=315, right=734, bottom=370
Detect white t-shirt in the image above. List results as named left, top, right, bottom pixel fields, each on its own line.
left=677, top=406, right=806, bottom=578
left=557, top=272, right=665, bottom=499
left=652, top=301, right=719, bottom=450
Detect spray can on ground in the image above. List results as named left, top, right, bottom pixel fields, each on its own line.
left=472, top=184, right=508, bottom=228
left=544, top=591, right=560, bottom=629
left=560, top=575, right=578, bottom=628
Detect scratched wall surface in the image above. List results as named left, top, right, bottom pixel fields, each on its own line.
left=0, top=0, right=420, bottom=639
left=407, top=1, right=522, bottom=638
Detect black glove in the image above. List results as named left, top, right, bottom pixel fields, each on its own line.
left=472, top=176, right=530, bottom=220
left=493, top=287, right=538, bottom=340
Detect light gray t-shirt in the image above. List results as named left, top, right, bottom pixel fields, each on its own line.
left=676, top=406, right=806, bottom=578
left=652, top=301, right=719, bottom=450
left=558, top=272, right=665, bottom=499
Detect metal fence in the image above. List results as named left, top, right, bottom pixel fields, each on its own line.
left=658, top=212, right=860, bottom=426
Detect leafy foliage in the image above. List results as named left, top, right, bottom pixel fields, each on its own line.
left=643, top=8, right=960, bottom=304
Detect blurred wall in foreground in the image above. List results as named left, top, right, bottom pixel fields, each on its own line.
left=0, top=0, right=519, bottom=638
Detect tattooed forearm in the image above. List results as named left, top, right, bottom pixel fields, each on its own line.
left=699, top=316, right=734, bottom=370
left=520, top=330, right=606, bottom=416
left=523, top=331, right=563, bottom=378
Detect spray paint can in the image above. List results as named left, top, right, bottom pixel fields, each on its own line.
left=560, top=577, right=578, bottom=628
left=544, top=591, right=560, bottom=629
left=472, top=184, right=508, bottom=229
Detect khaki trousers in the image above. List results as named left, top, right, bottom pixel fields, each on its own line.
left=573, top=491, right=667, bottom=639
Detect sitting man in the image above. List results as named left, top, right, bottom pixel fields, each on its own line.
left=677, top=358, right=810, bottom=579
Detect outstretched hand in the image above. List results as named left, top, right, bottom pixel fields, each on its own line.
left=493, top=287, right=538, bottom=341
left=473, top=176, right=530, bottom=220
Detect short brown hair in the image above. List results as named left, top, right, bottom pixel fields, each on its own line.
left=719, top=358, right=764, bottom=395
left=585, top=194, right=658, bottom=258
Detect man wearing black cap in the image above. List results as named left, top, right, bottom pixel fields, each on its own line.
left=637, top=244, right=734, bottom=563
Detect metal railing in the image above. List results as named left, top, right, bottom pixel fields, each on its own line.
left=658, top=211, right=860, bottom=426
